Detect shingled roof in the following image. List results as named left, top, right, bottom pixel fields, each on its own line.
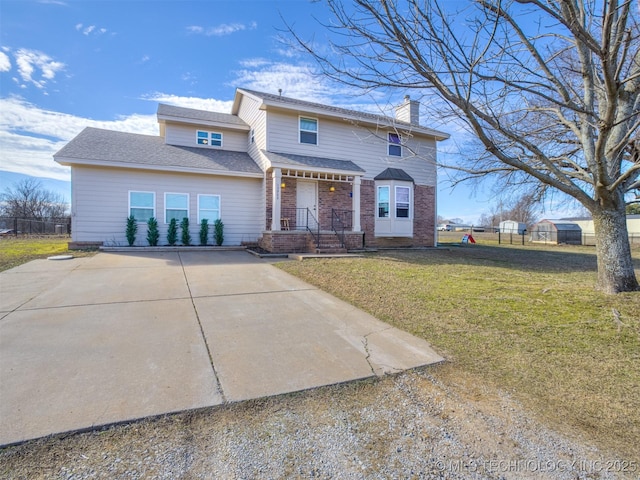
left=374, top=168, right=414, bottom=182
left=263, top=151, right=365, bottom=173
left=54, top=127, right=262, bottom=176
left=157, top=104, right=249, bottom=129
left=236, top=88, right=450, bottom=141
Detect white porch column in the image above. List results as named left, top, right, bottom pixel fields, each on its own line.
left=352, top=176, right=361, bottom=232
left=271, top=168, right=282, bottom=231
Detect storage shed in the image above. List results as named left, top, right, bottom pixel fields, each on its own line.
left=531, top=219, right=582, bottom=245
left=499, top=220, right=527, bottom=234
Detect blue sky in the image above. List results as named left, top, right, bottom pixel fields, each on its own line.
left=0, top=0, right=580, bottom=223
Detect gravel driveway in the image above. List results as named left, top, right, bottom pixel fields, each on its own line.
left=1, top=364, right=633, bottom=480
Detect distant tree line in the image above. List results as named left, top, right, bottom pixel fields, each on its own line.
left=0, top=178, right=68, bottom=220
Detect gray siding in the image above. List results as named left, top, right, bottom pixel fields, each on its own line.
left=237, top=95, right=269, bottom=170
left=265, top=111, right=437, bottom=185
left=71, top=166, right=263, bottom=246
left=164, top=123, right=248, bottom=152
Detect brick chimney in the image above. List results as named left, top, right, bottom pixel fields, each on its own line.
left=395, top=95, right=420, bottom=125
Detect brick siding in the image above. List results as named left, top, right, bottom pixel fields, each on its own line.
left=260, top=176, right=435, bottom=252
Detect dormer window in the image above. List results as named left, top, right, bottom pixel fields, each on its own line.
left=299, top=117, right=318, bottom=145
left=197, top=130, right=223, bottom=147
left=388, top=132, right=402, bottom=156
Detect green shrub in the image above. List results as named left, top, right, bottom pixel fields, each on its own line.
left=199, top=219, right=209, bottom=245
left=214, top=218, right=224, bottom=246
left=126, top=215, right=137, bottom=246
left=146, top=217, right=159, bottom=246
left=181, top=217, right=192, bottom=246
left=167, top=218, right=178, bottom=246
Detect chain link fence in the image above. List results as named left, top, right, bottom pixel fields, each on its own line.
left=438, top=229, right=640, bottom=248
left=0, top=217, right=71, bottom=236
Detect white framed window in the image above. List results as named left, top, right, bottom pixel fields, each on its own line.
left=299, top=116, right=318, bottom=145
left=198, top=194, right=220, bottom=223
left=249, top=128, right=255, bottom=144
left=197, top=130, right=223, bottom=147
left=165, top=193, right=189, bottom=224
left=377, top=186, right=390, bottom=218
left=395, top=186, right=410, bottom=218
left=129, top=191, right=155, bottom=222
left=388, top=132, right=402, bottom=156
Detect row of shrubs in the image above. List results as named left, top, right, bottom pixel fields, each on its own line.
left=126, top=216, right=224, bottom=246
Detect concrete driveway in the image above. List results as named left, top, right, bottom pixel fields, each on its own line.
left=0, top=250, right=442, bottom=446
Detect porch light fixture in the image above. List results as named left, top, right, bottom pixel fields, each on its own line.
left=329, top=185, right=336, bottom=192
left=281, top=182, right=286, bottom=188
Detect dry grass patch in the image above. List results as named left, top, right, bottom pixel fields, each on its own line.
left=277, top=244, right=640, bottom=461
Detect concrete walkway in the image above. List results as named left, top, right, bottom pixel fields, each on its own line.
left=0, top=251, right=442, bottom=446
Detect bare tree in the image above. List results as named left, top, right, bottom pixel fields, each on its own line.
left=290, top=0, right=639, bottom=293
left=479, top=193, right=540, bottom=227
left=507, top=193, right=540, bottom=226
left=1, top=178, right=68, bottom=220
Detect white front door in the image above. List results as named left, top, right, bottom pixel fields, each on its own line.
left=296, top=181, right=317, bottom=228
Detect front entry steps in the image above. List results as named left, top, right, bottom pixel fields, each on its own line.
left=308, top=231, right=348, bottom=254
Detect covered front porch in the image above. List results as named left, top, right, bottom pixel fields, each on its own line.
left=260, top=166, right=365, bottom=253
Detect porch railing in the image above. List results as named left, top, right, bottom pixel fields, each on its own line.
left=266, top=207, right=353, bottom=249
left=331, top=209, right=353, bottom=248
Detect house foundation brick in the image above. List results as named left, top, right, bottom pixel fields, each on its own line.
left=259, top=231, right=309, bottom=253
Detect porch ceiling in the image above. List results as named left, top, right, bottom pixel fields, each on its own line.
left=280, top=169, right=356, bottom=183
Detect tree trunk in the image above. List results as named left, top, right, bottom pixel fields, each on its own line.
left=593, top=209, right=639, bottom=294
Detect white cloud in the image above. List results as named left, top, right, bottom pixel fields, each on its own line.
left=143, top=93, right=233, bottom=113
left=75, top=23, right=108, bottom=36
left=0, top=97, right=157, bottom=181
left=186, top=25, right=204, bottom=34
left=187, top=22, right=257, bottom=37
left=0, top=51, right=11, bottom=72
left=232, top=61, right=357, bottom=106
left=238, top=58, right=271, bottom=68
left=210, top=23, right=246, bottom=36
left=13, top=48, right=65, bottom=89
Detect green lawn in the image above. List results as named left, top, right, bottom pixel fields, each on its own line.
left=0, top=236, right=95, bottom=272
left=277, top=244, right=640, bottom=461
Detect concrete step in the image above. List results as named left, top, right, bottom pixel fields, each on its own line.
left=315, top=247, right=348, bottom=254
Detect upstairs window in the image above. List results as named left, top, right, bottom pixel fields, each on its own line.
left=299, top=117, right=318, bottom=145
left=197, top=130, right=223, bottom=147
left=165, top=193, right=189, bottom=224
left=129, top=191, right=155, bottom=222
left=388, top=132, right=402, bottom=156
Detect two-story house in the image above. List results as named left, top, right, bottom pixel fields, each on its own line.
left=54, top=88, right=449, bottom=253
